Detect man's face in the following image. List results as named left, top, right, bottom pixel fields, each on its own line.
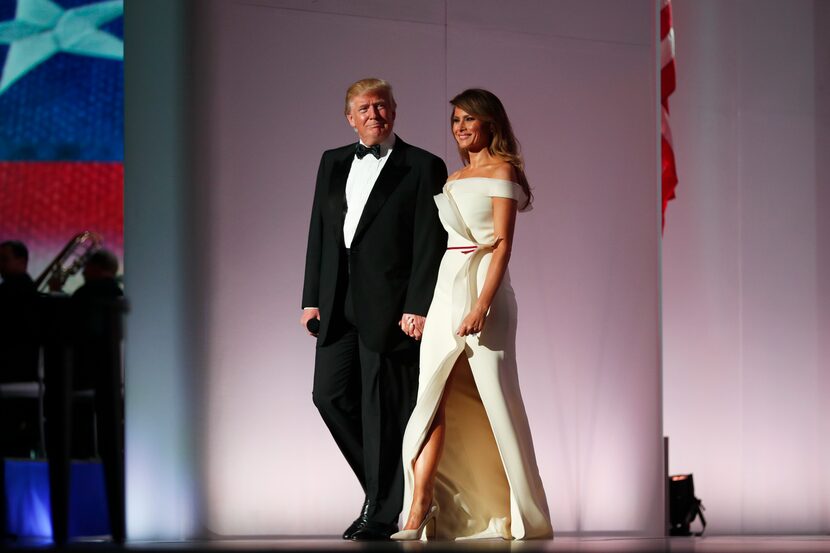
left=0, top=245, right=25, bottom=279
left=346, top=90, right=395, bottom=146
left=0, top=246, right=9, bottom=278
left=82, top=264, right=112, bottom=282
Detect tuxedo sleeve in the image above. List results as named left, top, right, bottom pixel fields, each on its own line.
left=301, top=154, right=326, bottom=309
left=404, top=155, right=448, bottom=316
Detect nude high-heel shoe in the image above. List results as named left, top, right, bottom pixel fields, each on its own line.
left=390, top=504, right=439, bottom=541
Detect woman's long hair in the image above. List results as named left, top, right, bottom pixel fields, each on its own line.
left=450, top=88, right=532, bottom=210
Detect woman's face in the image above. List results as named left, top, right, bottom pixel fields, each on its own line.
left=451, top=107, right=489, bottom=152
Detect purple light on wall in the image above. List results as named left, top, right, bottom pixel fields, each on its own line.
left=5, top=460, right=51, bottom=537
left=4, top=459, right=110, bottom=540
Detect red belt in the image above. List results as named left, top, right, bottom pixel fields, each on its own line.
left=447, top=245, right=477, bottom=255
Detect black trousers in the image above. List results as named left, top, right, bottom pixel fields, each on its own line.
left=312, top=279, right=419, bottom=526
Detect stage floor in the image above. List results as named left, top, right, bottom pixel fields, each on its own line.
left=6, top=536, right=830, bottom=553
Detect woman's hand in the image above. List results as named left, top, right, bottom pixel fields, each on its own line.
left=456, top=306, right=488, bottom=337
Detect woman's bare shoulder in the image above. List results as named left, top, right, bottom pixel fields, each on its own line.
left=486, top=162, right=517, bottom=182
left=447, top=162, right=516, bottom=182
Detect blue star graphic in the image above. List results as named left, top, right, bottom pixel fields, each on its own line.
left=0, top=0, right=123, bottom=94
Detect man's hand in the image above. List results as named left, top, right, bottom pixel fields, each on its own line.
left=300, top=308, right=320, bottom=337
left=399, top=313, right=426, bottom=341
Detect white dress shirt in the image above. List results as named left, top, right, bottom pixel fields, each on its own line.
left=343, top=134, right=395, bottom=248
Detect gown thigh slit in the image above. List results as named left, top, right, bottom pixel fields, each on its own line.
left=399, top=178, right=553, bottom=540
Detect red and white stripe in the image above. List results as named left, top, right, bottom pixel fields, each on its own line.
left=660, top=0, right=678, bottom=231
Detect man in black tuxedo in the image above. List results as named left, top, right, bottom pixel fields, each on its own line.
left=0, top=241, right=38, bottom=377
left=301, top=78, right=447, bottom=540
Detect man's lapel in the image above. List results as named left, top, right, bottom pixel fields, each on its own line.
left=352, top=136, right=410, bottom=245
left=327, top=148, right=353, bottom=247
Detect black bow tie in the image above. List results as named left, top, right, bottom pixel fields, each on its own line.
left=355, top=143, right=382, bottom=159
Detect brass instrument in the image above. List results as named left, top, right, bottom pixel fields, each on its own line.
left=34, top=231, right=103, bottom=293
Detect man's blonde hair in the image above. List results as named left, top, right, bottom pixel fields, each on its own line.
left=344, top=78, right=396, bottom=115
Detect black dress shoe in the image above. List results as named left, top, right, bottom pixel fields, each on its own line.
left=342, top=499, right=371, bottom=540
left=351, top=522, right=398, bottom=541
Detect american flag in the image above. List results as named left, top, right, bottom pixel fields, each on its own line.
left=660, top=0, right=677, bottom=231
left=0, top=0, right=123, bottom=285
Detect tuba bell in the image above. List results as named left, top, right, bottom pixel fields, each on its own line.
left=34, top=231, right=103, bottom=293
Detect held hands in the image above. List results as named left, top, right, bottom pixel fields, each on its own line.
left=456, top=306, right=487, bottom=337
left=300, top=308, right=320, bottom=337
left=399, top=313, right=426, bottom=341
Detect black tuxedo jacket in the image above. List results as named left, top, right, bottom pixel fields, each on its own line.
left=302, top=135, right=448, bottom=353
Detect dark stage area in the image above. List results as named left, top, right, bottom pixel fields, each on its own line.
left=5, top=536, right=830, bottom=553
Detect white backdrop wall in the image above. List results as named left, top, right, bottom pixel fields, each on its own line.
left=663, top=0, right=830, bottom=534
left=124, top=0, right=202, bottom=540
left=125, top=0, right=662, bottom=538
left=819, top=0, right=830, bottom=532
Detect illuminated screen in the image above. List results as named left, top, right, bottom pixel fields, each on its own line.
left=0, top=0, right=124, bottom=291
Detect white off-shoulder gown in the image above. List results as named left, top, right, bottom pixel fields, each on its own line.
left=400, top=177, right=553, bottom=540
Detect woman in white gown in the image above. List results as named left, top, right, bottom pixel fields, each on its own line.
left=392, top=89, right=553, bottom=541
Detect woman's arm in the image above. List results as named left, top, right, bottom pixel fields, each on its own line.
left=456, top=195, right=518, bottom=336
